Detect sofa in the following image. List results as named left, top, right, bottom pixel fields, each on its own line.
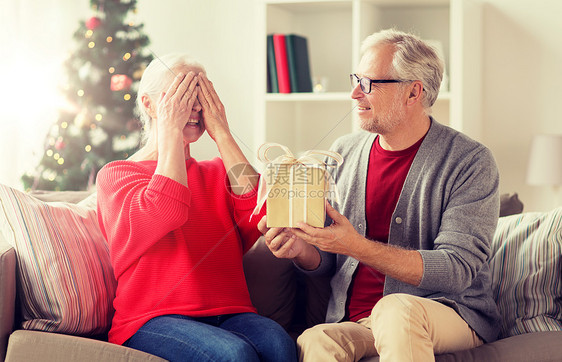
left=1, top=186, right=561, bottom=362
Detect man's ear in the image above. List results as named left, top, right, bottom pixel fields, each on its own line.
left=141, top=95, right=155, bottom=118
left=407, top=81, right=424, bottom=106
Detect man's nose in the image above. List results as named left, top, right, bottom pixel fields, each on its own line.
left=351, top=84, right=364, bottom=100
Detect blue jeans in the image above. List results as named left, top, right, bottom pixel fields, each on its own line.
left=124, top=313, right=297, bottom=362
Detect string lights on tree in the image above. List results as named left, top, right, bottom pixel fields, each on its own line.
left=22, top=0, right=152, bottom=191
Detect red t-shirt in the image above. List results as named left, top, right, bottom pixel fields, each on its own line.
left=347, top=136, right=424, bottom=322
left=96, top=158, right=265, bottom=345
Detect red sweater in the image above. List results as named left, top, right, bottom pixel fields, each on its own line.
left=347, top=136, right=424, bottom=321
left=96, top=157, right=264, bottom=345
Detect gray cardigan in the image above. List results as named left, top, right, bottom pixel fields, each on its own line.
left=306, top=120, right=501, bottom=343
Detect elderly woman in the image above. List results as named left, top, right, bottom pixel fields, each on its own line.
left=96, top=54, right=296, bottom=362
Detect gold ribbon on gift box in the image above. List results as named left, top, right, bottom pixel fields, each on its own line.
left=252, top=143, right=343, bottom=228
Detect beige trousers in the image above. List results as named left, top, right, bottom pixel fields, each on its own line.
left=297, top=293, right=484, bottom=362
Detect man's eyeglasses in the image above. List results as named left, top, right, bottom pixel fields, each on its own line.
left=350, top=74, right=407, bottom=94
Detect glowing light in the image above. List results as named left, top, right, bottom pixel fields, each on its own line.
left=53, top=153, right=60, bottom=160
left=46, top=150, right=53, bottom=157
left=108, top=67, right=115, bottom=73
left=1, top=44, right=71, bottom=186
left=85, top=30, right=93, bottom=38
left=77, top=89, right=85, bottom=97
left=90, top=124, right=97, bottom=130
left=124, top=94, right=131, bottom=101
left=120, top=135, right=126, bottom=140
left=129, top=22, right=135, bottom=27
left=48, top=175, right=56, bottom=181
left=49, top=138, right=56, bottom=146
left=57, top=158, right=64, bottom=165
left=88, top=42, right=95, bottom=48
left=61, top=121, right=68, bottom=129
left=123, top=52, right=131, bottom=61
left=95, top=114, right=103, bottom=121
left=106, top=36, right=113, bottom=43
left=85, top=145, right=92, bottom=152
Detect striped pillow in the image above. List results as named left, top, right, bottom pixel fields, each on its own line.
left=0, top=184, right=116, bottom=335
left=490, top=207, right=562, bottom=338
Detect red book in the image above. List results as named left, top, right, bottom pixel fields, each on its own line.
left=272, top=34, right=291, bottom=93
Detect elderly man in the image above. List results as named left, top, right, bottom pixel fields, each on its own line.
left=259, top=29, right=501, bottom=361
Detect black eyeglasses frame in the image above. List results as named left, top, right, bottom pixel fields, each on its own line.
left=350, top=73, right=408, bottom=94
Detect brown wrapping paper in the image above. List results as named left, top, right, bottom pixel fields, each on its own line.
left=266, top=163, right=327, bottom=228
left=252, top=143, right=344, bottom=229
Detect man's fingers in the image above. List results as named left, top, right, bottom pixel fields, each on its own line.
left=295, top=221, right=320, bottom=237
left=291, top=227, right=311, bottom=242
left=325, top=201, right=344, bottom=223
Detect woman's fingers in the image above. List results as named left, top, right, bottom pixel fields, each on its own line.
left=197, top=74, right=215, bottom=109
left=162, top=72, right=186, bottom=102
left=181, top=73, right=199, bottom=111
left=267, top=230, right=293, bottom=252
left=179, top=72, right=198, bottom=104
left=198, top=73, right=224, bottom=111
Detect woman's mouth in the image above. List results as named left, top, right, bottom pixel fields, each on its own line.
left=186, top=119, right=200, bottom=126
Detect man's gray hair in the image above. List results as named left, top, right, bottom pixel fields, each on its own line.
left=361, top=29, right=444, bottom=113
left=135, top=53, right=205, bottom=145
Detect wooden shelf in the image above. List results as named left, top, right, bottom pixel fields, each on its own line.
left=255, top=0, right=483, bottom=154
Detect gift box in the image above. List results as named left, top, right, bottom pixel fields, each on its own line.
left=253, top=143, right=343, bottom=228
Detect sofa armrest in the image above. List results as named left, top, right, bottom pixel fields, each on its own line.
left=6, top=330, right=167, bottom=362
left=0, top=238, right=16, bottom=361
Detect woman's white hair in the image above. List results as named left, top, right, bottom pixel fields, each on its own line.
left=135, top=53, right=205, bottom=145
left=361, top=29, right=444, bottom=114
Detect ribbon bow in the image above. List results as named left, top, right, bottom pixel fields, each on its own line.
left=251, top=143, right=344, bottom=224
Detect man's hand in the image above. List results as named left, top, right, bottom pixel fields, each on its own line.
left=292, top=201, right=363, bottom=256
left=294, top=202, right=424, bottom=286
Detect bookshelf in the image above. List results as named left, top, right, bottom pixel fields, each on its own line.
left=254, top=0, right=483, bottom=158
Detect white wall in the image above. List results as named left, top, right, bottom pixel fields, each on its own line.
left=2, top=0, right=562, bottom=213
left=481, top=0, right=562, bottom=211
left=136, top=0, right=257, bottom=163
left=143, top=0, right=562, bottom=212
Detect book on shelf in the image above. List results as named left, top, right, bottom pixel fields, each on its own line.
left=285, top=34, right=313, bottom=93
left=267, top=33, right=313, bottom=94
left=266, top=34, right=278, bottom=93
left=272, top=34, right=292, bottom=93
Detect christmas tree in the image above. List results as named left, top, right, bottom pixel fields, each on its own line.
left=22, top=0, right=153, bottom=191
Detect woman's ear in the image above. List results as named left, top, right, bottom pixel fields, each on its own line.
left=407, top=81, right=424, bottom=106
left=141, top=95, right=155, bottom=118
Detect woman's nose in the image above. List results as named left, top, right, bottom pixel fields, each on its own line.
left=193, top=97, right=202, bottom=112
